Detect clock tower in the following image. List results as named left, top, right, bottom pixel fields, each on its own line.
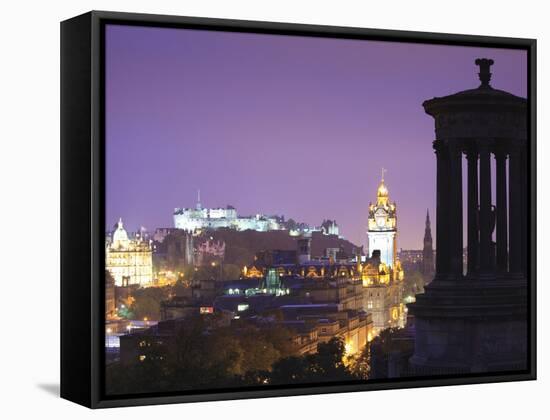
left=367, top=170, right=397, bottom=268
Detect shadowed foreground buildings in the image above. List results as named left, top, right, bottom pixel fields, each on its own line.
left=119, top=247, right=381, bottom=365
left=408, top=58, right=528, bottom=374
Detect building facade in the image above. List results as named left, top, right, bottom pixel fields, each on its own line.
left=360, top=251, right=405, bottom=332
left=173, top=194, right=280, bottom=232
left=398, top=249, right=423, bottom=273
left=365, top=175, right=405, bottom=332
left=368, top=173, right=397, bottom=268
left=106, top=218, right=153, bottom=287
left=173, top=192, right=342, bottom=237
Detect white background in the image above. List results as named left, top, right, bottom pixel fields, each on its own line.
left=0, top=0, right=547, bottom=418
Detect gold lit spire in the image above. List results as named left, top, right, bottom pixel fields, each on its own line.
left=377, top=168, right=389, bottom=205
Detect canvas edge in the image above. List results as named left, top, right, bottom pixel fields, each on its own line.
left=59, top=10, right=537, bottom=409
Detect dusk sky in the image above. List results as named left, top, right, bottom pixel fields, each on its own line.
left=105, top=24, right=527, bottom=249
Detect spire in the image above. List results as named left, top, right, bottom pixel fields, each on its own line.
left=424, top=209, right=432, bottom=243
left=422, top=208, right=434, bottom=276
left=377, top=168, right=389, bottom=205
left=196, top=189, right=202, bottom=210
left=118, top=217, right=123, bottom=229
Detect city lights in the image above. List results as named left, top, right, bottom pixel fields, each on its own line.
left=97, top=26, right=530, bottom=397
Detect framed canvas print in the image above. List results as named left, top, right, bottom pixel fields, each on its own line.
left=60, top=11, right=536, bottom=408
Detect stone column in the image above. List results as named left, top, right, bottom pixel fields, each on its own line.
left=478, top=144, right=493, bottom=272
left=434, top=140, right=450, bottom=278
left=465, top=148, right=479, bottom=276
left=508, top=146, right=522, bottom=274
left=495, top=150, right=508, bottom=272
left=448, top=143, right=464, bottom=277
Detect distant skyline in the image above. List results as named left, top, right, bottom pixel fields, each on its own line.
left=105, top=24, right=527, bottom=249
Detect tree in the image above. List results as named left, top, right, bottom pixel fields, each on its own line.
left=312, top=338, right=353, bottom=381
left=285, top=218, right=298, bottom=231
left=368, top=327, right=412, bottom=379
left=262, top=325, right=295, bottom=357
left=237, top=328, right=281, bottom=373
left=268, top=338, right=354, bottom=385
left=269, top=356, right=310, bottom=384
left=131, top=295, right=159, bottom=320
left=106, top=322, right=368, bottom=394
left=130, top=286, right=171, bottom=320
left=348, top=344, right=371, bottom=379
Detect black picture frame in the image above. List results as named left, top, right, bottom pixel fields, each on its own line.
left=60, top=10, right=537, bottom=409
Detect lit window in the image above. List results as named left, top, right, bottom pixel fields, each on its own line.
left=139, top=355, right=146, bottom=361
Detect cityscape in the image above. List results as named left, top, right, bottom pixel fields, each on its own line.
left=104, top=25, right=528, bottom=395
left=106, top=177, right=430, bottom=393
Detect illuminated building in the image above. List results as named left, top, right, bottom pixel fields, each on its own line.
left=368, top=170, right=397, bottom=268
left=152, top=227, right=177, bottom=243
left=259, top=268, right=285, bottom=295
left=106, top=218, right=153, bottom=287
left=195, top=238, right=225, bottom=266
left=364, top=173, right=405, bottom=332
left=174, top=191, right=342, bottom=237
left=360, top=251, right=405, bottom=332
left=320, top=219, right=340, bottom=236
left=173, top=191, right=280, bottom=232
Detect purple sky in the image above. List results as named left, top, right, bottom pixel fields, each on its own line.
left=105, top=24, right=527, bottom=249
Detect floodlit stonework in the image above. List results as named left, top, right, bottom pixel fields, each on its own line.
left=106, top=218, right=153, bottom=287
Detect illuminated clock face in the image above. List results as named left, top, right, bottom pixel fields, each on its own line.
left=375, top=209, right=387, bottom=227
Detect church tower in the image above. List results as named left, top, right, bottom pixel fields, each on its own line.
left=367, top=169, right=397, bottom=268
left=422, top=209, right=435, bottom=280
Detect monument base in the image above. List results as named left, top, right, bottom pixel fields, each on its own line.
left=408, top=274, right=528, bottom=375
